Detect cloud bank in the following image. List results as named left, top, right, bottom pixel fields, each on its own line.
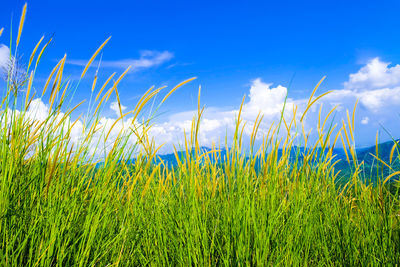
left=4, top=55, right=400, bottom=156
left=143, top=57, right=400, bottom=152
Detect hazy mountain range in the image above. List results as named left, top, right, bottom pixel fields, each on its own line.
left=155, top=140, right=400, bottom=184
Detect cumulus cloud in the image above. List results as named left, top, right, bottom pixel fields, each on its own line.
left=358, top=87, right=400, bottom=112
left=344, top=58, right=400, bottom=90
left=243, top=78, right=290, bottom=117
left=142, top=80, right=298, bottom=153
left=27, top=98, right=50, bottom=121
left=67, top=50, right=173, bottom=72
left=317, top=58, right=400, bottom=114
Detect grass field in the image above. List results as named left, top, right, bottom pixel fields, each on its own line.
left=0, top=4, right=399, bottom=266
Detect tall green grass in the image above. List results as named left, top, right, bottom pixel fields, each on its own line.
left=0, top=4, right=399, bottom=266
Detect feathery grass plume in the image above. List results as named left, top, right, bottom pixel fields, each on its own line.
left=16, top=3, right=27, bottom=47
left=91, top=52, right=102, bottom=93
left=131, top=86, right=165, bottom=123
left=159, top=77, right=197, bottom=106
left=250, top=112, right=263, bottom=154
left=383, top=170, right=400, bottom=184
left=95, top=73, right=116, bottom=102
left=49, top=54, right=67, bottom=112
left=27, top=35, right=44, bottom=71
left=106, top=66, right=131, bottom=103
left=301, top=76, right=328, bottom=122
left=24, top=71, right=33, bottom=109
left=41, top=57, right=64, bottom=96
left=114, top=86, right=123, bottom=117
left=370, top=153, right=393, bottom=171
left=81, top=36, right=111, bottom=79
left=390, top=142, right=397, bottom=164
left=105, top=111, right=133, bottom=141
left=34, top=37, right=52, bottom=71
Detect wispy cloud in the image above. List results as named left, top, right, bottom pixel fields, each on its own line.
left=166, top=62, right=193, bottom=69
left=66, top=50, right=173, bottom=71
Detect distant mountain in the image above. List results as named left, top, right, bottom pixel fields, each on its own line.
left=155, top=140, right=400, bottom=183
left=333, top=139, right=400, bottom=182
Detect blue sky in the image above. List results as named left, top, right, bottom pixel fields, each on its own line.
left=1, top=0, right=400, bottom=153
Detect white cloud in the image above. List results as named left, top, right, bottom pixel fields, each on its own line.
left=0, top=45, right=11, bottom=74
left=320, top=58, right=400, bottom=113
left=358, top=87, right=400, bottom=112
left=344, top=57, right=400, bottom=90
left=27, top=98, right=50, bottom=121
left=139, top=79, right=298, bottom=153
left=67, top=50, right=173, bottom=72
left=243, top=78, right=290, bottom=117
left=13, top=98, right=141, bottom=160
left=110, top=101, right=127, bottom=116
left=361, top=117, right=369, bottom=125
left=6, top=57, right=400, bottom=157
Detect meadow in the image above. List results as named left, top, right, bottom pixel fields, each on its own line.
left=0, top=4, right=399, bottom=266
